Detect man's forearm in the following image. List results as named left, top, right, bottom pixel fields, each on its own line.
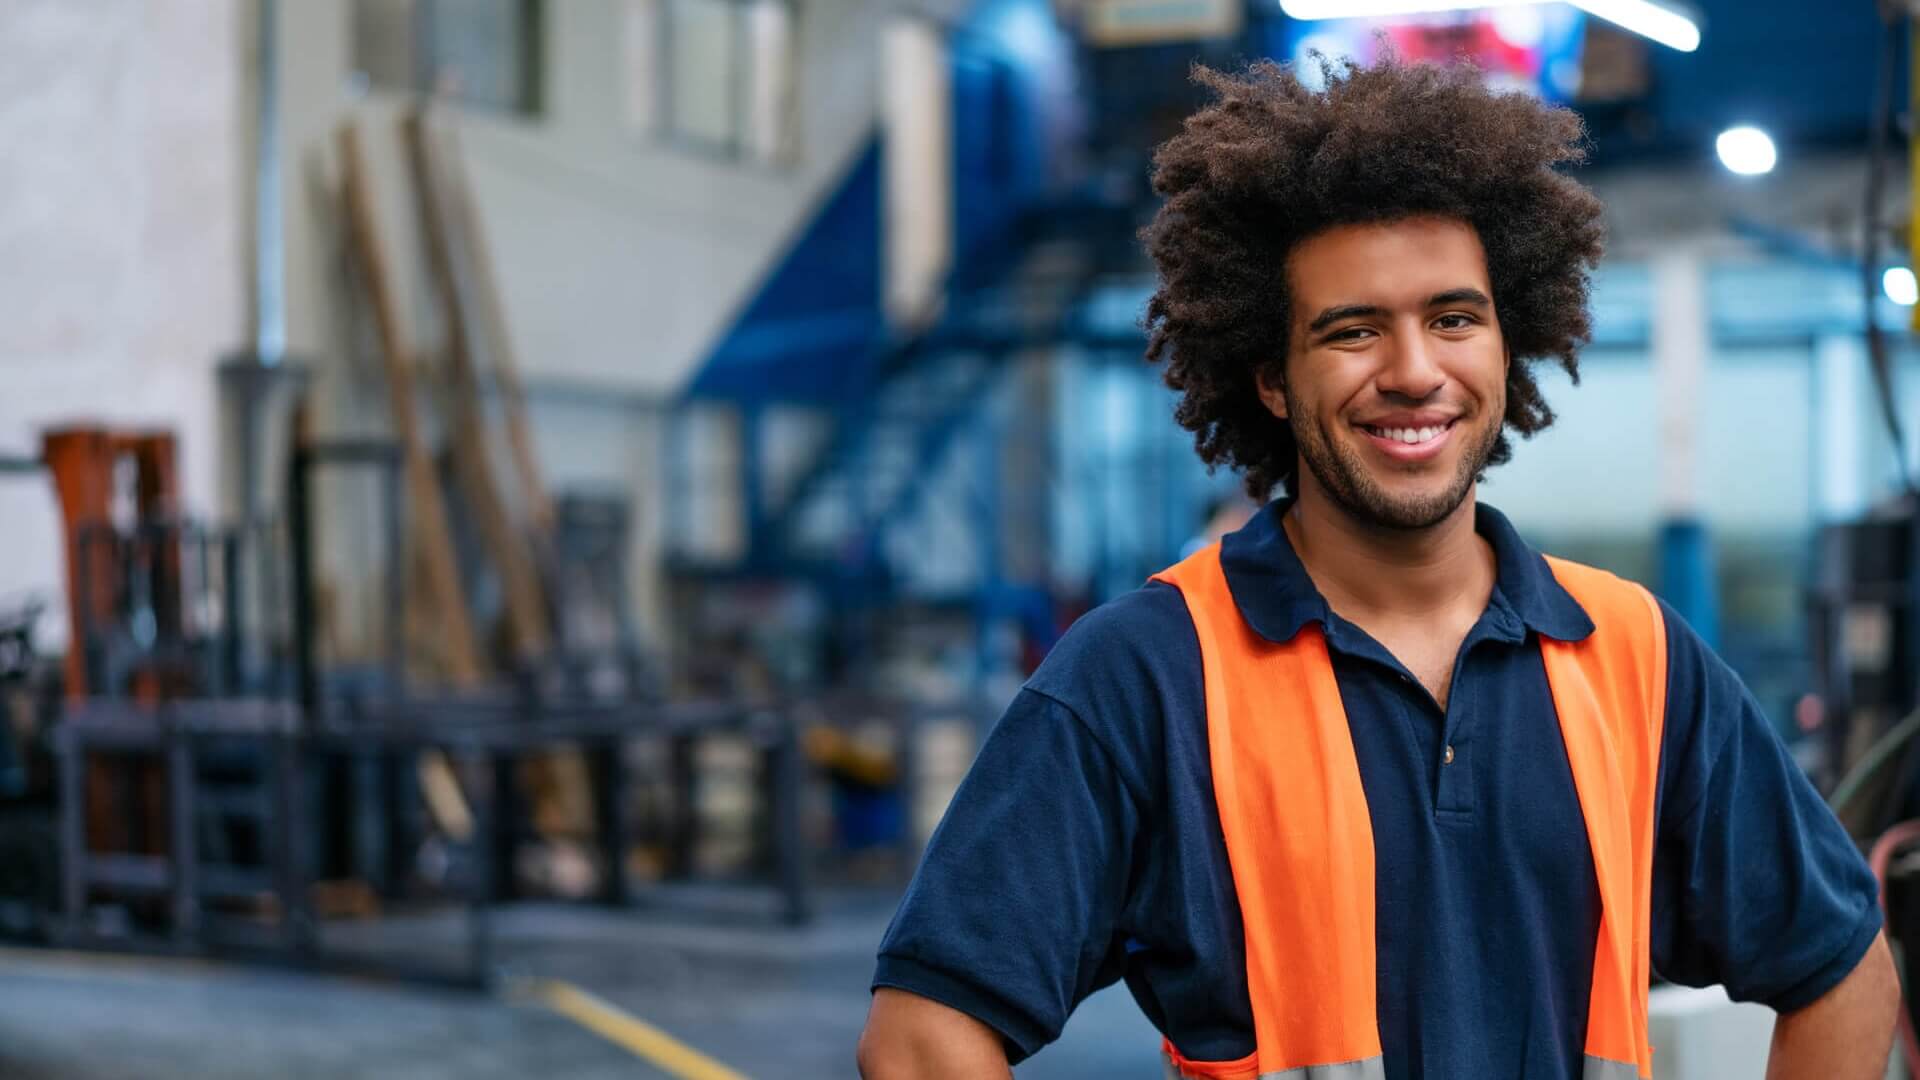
left=1767, top=932, right=1900, bottom=1080
left=858, top=988, right=1013, bottom=1079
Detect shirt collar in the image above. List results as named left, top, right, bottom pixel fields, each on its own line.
left=1217, top=498, right=1596, bottom=646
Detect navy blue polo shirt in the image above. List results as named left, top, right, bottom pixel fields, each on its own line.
left=873, top=499, right=1882, bottom=1079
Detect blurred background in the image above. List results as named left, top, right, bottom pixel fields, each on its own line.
left=4, top=0, right=1920, bottom=1076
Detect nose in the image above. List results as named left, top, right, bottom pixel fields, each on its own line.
left=1375, top=325, right=1447, bottom=402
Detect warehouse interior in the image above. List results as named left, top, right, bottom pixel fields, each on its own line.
left=5, top=0, right=1920, bottom=1076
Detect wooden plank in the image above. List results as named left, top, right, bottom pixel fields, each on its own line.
left=418, top=751, right=475, bottom=841
left=402, top=108, right=589, bottom=844
left=335, top=121, right=485, bottom=687
left=401, top=107, right=552, bottom=663
left=432, top=114, right=554, bottom=539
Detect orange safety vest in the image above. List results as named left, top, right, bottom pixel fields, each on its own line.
left=1151, top=543, right=1668, bottom=1080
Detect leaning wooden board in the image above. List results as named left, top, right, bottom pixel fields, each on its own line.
left=336, top=120, right=480, bottom=840
left=400, top=107, right=552, bottom=664
left=431, top=113, right=555, bottom=540
left=335, top=121, right=485, bottom=686
left=403, top=106, right=594, bottom=842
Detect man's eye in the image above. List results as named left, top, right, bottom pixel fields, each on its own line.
left=1329, top=327, right=1372, bottom=342
left=1435, top=314, right=1474, bottom=331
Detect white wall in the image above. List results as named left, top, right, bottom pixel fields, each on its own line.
left=0, top=0, right=245, bottom=648
left=275, top=0, right=968, bottom=649
left=1490, top=351, right=1815, bottom=540
left=279, top=0, right=946, bottom=397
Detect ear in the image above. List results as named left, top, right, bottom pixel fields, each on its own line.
left=1255, top=365, right=1289, bottom=420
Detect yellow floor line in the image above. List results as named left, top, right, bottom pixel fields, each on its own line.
left=523, top=977, right=751, bottom=1080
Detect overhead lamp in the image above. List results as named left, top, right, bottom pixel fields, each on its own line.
left=1885, top=267, right=1918, bottom=308
left=1568, top=0, right=1699, bottom=51
left=1715, top=126, right=1776, bottom=176
left=1278, top=0, right=1701, bottom=53
left=1279, top=0, right=1512, bottom=15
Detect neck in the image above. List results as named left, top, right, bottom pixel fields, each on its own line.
left=1282, top=479, right=1495, bottom=622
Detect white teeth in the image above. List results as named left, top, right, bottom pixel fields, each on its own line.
left=1370, top=425, right=1444, bottom=445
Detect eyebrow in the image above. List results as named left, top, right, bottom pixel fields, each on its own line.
left=1305, top=288, right=1493, bottom=335
left=1306, top=304, right=1387, bottom=334
left=1429, top=287, right=1493, bottom=309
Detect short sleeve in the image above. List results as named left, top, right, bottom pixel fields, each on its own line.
left=1649, top=601, right=1882, bottom=1010
left=871, top=688, right=1142, bottom=1062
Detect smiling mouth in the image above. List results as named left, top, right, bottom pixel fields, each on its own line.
left=1357, top=420, right=1457, bottom=446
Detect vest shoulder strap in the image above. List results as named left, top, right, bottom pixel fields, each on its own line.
left=1540, top=555, right=1669, bottom=743
left=1540, top=555, right=1668, bottom=1079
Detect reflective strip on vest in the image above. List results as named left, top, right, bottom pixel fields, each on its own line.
left=1164, top=1051, right=1387, bottom=1080
left=1152, top=1045, right=1635, bottom=1068
left=1165, top=1051, right=1635, bottom=1080
left=1150, top=543, right=1666, bottom=1080
left=1584, top=1056, right=1643, bottom=1080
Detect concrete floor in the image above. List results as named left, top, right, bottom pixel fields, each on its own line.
left=0, top=887, right=1160, bottom=1078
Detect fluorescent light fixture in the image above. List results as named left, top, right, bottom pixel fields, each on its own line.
left=1885, top=267, right=1918, bottom=307
left=1277, top=0, right=1701, bottom=52
left=1279, top=0, right=1528, bottom=16
left=1715, top=126, right=1776, bottom=176
left=1566, top=0, right=1699, bottom=52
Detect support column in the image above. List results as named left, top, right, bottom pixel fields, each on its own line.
left=1814, top=333, right=1871, bottom=523
left=881, top=17, right=953, bottom=327
left=1651, top=251, right=1719, bottom=646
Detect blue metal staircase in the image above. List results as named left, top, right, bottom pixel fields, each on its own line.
left=741, top=196, right=1137, bottom=603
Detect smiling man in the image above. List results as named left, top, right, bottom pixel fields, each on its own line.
left=857, top=57, right=1898, bottom=1080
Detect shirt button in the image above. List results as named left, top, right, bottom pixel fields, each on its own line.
left=1443, top=745, right=1455, bottom=765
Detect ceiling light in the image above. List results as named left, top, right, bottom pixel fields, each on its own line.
left=1277, top=0, right=1701, bottom=52
left=1279, top=0, right=1529, bottom=16
left=1715, top=126, right=1776, bottom=176
left=1885, top=267, right=1918, bottom=307
left=1566, top=0, right=1700, bottom=52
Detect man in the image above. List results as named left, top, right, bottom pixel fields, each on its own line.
left=858, top=56, right=1899, bottom=1079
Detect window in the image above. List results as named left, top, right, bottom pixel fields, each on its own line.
left=353, top=0, right=543, bottom=116
left=624, top=0, right=798, bottom=164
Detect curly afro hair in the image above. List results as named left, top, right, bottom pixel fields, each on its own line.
left=1141, top=55, right=1606, bottom=500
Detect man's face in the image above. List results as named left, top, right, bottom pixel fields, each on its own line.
left=1259, top=216, right=1508, bottom=531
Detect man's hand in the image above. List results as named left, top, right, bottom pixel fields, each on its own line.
left=1767, top=931, right=1900, bottom=1080
left=857, top=988, right=1013, bottom=1079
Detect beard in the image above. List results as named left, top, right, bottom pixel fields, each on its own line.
left=1290, top=403, right=1502, bottom=531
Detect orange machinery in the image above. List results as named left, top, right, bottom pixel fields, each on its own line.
left=41, top=425, right=184, bottom=859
